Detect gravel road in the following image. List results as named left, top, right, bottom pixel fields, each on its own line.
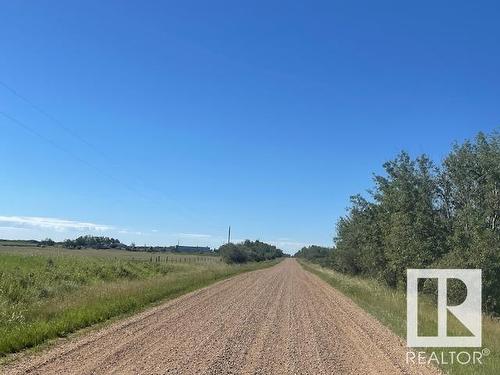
left=4, top=259, right=439, bottom=375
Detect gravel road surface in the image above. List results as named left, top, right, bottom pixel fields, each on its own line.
left=4, top=259, right=439, bottom=374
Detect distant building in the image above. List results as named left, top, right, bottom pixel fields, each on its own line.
left=175, top=245, right=211, bottom=253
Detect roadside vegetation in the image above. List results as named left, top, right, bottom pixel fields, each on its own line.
left=297, top=130, right=499, bottom=315
left=299, top=261, right=500, bottom=375
left=295, top=130, right=499, bottom=374
left=294, top=245, right=333, bottom=267
left=217, top=240, right=285, bottom=263
left=0, top=245, right=278, bottom=357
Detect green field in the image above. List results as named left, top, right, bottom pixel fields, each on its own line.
left=299, top=260, right=500, bottom=375
left=0, top=245, right=278, bottom=358
left=0, top=245, right=222, bottom=262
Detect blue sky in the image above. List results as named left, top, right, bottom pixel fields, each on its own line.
left=1, top=1, right=499, bottom=253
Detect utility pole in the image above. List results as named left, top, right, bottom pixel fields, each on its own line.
left=227, top=225, right=231, bottom=244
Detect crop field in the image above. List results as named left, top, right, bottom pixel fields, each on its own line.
left=0, top=245, right=277, bottom=358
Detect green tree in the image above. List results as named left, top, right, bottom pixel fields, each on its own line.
left=331, top=130, right=500, bottom=314
left=334, top=195, right=384, bottom=278
left=436, top=132, right=500, bottom=312
left=218, top=240, right=284, bottom=264
left=295, top=245, right=334, bottom=267
left=374, top=152, right=447, bottom=287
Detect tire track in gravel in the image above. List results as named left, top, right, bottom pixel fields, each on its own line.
left=92, top=270, right=270, bottom=374
left=3, top=259, right=441, bottom=375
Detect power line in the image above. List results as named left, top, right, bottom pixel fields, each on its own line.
left=0, top=110, right=145, bottom=198
left=0, top=80, right=148, bottom=199
left=0, top=80, right=204, bottom=224
left=0, top=80, right=108, bottom=159
left=0, top=109, right=200, bottom=224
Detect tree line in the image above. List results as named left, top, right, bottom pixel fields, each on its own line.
left=294, top=245, right=333, bottom=267
left=297, top=130, right=499, bottom=314
left=63, top=235, right=123, bottom=249
left=37, top=236, right=285, bottom=263
left=218, top=240, right=285, bottom=263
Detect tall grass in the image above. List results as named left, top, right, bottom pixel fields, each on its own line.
left=0, top=248, right=278, bottom=357
left=299, top=260, right=500, bottom=375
